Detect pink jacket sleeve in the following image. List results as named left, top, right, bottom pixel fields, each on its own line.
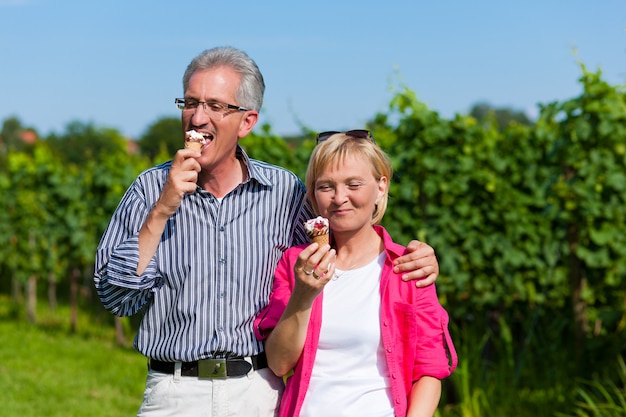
left=254, top=247, right=300, bottom=341
left=410, top=284, right=458, bottom=380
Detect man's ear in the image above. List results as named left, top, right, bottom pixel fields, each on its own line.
left=238, top=110, right=259, bottom=138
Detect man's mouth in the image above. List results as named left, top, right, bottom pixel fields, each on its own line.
left=185, top=130, right=214, bottom=145
left=199, top=132, right=214, bottom=143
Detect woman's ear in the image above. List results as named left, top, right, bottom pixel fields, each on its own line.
left=377, top=176, right=388, bottom=200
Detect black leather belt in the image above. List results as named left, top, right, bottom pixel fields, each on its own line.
left=149, top=352, right=268, bottom=379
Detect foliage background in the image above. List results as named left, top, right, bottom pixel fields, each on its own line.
left=1, top=64, right=625, bottom=416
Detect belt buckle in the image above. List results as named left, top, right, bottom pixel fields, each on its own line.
left=198, top=358, right=228, bottom=379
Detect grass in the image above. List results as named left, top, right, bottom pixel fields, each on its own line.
left=2, top=295, right=624, bottom=417
left=555, top=356, right=626, bottom=417
left=438, top=314, right=576, bottom=417
left=0, top=298, right=146, bottom=417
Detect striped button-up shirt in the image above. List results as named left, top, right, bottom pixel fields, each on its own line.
left=94, top=146, right=312, bottom=361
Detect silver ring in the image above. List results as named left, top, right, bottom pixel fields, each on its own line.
left=303, top=268, right=314, bottom=275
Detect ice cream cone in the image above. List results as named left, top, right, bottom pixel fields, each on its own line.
left=305, top=216, right=330, bottom=246
left=185, top=130, right=206, bottom=151
left=185, top=140, right=203, bottom=152
left=311, top=232, right=330, bottom=246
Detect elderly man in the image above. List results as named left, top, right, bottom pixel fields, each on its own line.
left=94, top=46, right=439, bottom=417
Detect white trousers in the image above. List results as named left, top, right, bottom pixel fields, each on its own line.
left=137, top=367, right=284, bottom=417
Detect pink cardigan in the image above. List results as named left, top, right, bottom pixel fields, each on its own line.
left=255, top=226, right=457, bottom=417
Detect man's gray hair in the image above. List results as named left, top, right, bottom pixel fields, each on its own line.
left=182, top=46, right=265, bottom=111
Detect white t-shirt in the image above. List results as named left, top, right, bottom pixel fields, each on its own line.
left=300, top=252, right=394, bottom=417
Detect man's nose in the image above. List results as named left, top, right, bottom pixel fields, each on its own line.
left=191, top=103, right=210, bottom=126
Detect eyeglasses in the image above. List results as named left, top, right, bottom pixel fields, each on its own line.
left=175, top=98, right=249, bottom=114
left=316, top=129, right=375, bottom=144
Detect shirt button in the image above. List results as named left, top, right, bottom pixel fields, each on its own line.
left=219, top=258, right=226, bottom=264
left=219, top=226, right=225, bottom=232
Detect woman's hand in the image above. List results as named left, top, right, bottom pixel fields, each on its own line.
left=292, top=243, right=336, bottom=305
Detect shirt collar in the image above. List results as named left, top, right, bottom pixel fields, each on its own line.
left=236, top=145, right=273, bottom=187
left=373, top=225, right=406, bottom=259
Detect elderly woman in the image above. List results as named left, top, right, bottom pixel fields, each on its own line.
left=255, top=130, right=457, bottom=417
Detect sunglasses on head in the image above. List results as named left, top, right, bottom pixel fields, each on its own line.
left=316, top=129, right=375, bottom=144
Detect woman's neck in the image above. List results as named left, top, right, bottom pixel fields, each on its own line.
left=333, top=226, right=382, bottom=270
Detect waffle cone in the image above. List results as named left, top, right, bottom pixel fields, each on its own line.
left=311, top=233, right=329, bottom=246
left=185, top=141, right=203, bottom=152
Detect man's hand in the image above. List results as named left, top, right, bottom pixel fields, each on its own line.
left=137, top=149, right=200, bottom=275
left=154, top=149, right=201, bottom=217
left=393, top=240, right=439, bottom=287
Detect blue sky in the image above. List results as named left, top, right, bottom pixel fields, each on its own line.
left=1, top=0, right=624, bottom=139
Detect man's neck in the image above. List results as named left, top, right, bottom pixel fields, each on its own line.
left=198, top=157, right=247, bottom=198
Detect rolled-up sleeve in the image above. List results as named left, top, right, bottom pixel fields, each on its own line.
left=412, top=286, right=458, bottom=380
left=94, top=180, right=162, bottom=317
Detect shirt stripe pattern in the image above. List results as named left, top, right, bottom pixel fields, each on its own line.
left=94, top=147, right=313, bottom=361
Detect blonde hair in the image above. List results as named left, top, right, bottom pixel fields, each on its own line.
left=305, top=133, right=392, bottom=225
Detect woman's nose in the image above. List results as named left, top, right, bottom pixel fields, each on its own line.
left=332, top=186, right=347, bottom=203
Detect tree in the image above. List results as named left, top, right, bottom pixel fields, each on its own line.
left=535, top=66, right=626, bottom=365
left=4, top=146, right=60, bottom=322
left=470, top=102, right=533, bottom=131
left=0, top=116, right=37, bottom=156
left=371, top=67, right=626, bottom=381
left=45, top=121, right=130, bottom=165
left=136, top=117, right=182, bottom=161
left=240, top=122, right=313, bottom=178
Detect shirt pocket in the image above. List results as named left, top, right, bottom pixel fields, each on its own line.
left=393, top=301, right=419, bottom=342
